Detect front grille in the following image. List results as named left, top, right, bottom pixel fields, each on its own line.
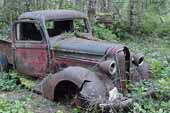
left=113, top=47, right=130, bottom=94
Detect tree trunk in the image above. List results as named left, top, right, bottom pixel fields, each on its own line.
left=88, top=0, right=97, bottom=24
left=129, top=0, right=140, bottom=34
left=59, top=0, right=64, bottom=9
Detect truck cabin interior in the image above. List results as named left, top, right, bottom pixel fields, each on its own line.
left=17, top=22, right=43, bottom=41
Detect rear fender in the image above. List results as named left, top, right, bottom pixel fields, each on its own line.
left=40, top=66, right=107, bottom=100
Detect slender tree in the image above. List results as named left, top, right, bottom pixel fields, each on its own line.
left=88, top=0, right=97, bottom=24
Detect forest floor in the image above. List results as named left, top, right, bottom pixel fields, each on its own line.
left=0, top=90, right=73, bottom=113
left=0, top=35, right=169, bottom=113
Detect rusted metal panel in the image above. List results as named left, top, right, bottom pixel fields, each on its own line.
left=41, top=67, right=107, bottom=101
left=50, top=37, right=131, bottom=94
left=46, top=39, right=148, bottom=100
left=19, top=10, right=87, bottom=21
left=52, top=38, right=124, bottom=56
left=15, top=43, right=48, bottom=78
left=0, top=40, right=13, bottom=64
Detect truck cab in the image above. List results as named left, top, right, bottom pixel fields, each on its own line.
left=12, top=10, right=92, bottom=78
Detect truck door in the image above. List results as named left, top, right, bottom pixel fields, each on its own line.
left=13, top=21, right=49, bottom=78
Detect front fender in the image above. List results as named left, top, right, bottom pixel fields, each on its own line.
left=39, top=66, right=107, bottom=100
left=130, top=62, right=150, bottom=82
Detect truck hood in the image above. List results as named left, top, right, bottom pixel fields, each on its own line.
left=51, top=37, right=124, bottom=56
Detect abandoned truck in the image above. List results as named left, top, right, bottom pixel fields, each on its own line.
left=0, top=10, right=149, bottom=108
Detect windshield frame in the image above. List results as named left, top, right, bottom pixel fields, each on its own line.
left=44, top=18, right=91, bottom=38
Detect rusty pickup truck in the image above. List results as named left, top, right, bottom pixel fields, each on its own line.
left=0, top=10, right=149, bottom=109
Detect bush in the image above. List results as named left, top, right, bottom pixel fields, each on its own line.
left=140, top=6, right=170, bottom=35
left=150, top=60, right=164, bottom=78
left=112, top=20, right=132, bottom=39
left=93, top=23, right=119, bottom=41
left=0, top=99, right=33, bottom=113
left=129, top=79, right=170, bottom=113
left=132, top=98, right=170, bottom=113
left=0, top=73, right=21, bottom=91
left=140, top=12, right=160, bottom=34
left=0, top=22, right=10, bottom=39
left=155, top=17, right=170, bottom=36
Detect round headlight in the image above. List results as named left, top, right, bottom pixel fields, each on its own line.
left=99, top=60, right=117, bottom=75
left=109, top=61, right=117, bottom=75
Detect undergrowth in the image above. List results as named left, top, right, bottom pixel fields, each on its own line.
left=93, top=23, right=119, bottom=41
left=0, top=73, right=21, bottom=91
left=121, top=36, right=170, bottom=113
left=0, top=98, right=33, bottom=113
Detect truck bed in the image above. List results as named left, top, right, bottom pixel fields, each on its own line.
left=0, top=39, right=12, bottom=64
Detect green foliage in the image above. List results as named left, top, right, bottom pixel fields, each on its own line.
left=156, top=77, right=170, bottom=97
left=141, top=14, right=170, bottom=35
left=0, top=73, right=21, bottom=91
left=0, top=0, right=26, bottom=23
left=0, top=22, right=9, bottom=39
left=160, top=66, right=170, bottom=77
left=140, top=12, right=159, bottom=34
left=140, top=5, right=170, bottom=35
left=154, top=66, right=170, bottom=100
left=72, top=106, right=81, bottom=113
left=128, top=80, right=153, bottom=97
left=0, top=98, right=33, bottom=113
left=150, top=59, right=170, bottom=78
left=112, top=20, right=132, bottom=39
left=155, top=17, right=170, bottom=36
left=93, top=23, right=119, bottom=41
left=132, top=99, right=170, bottom=113
left=128, top=79, right=170, bottom=113
left=61, top=1, right=79, bottom=10
left=74, top=19, right=87, bottom=33
left=10, top=70, right=36, bottom=89
left=150, top=60, right=164, bottom=78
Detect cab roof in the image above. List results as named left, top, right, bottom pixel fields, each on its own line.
left=19, top=10, right=87, bottom=21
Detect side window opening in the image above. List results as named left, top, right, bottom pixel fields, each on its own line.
left=16, top=22, right=42, bottom=41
